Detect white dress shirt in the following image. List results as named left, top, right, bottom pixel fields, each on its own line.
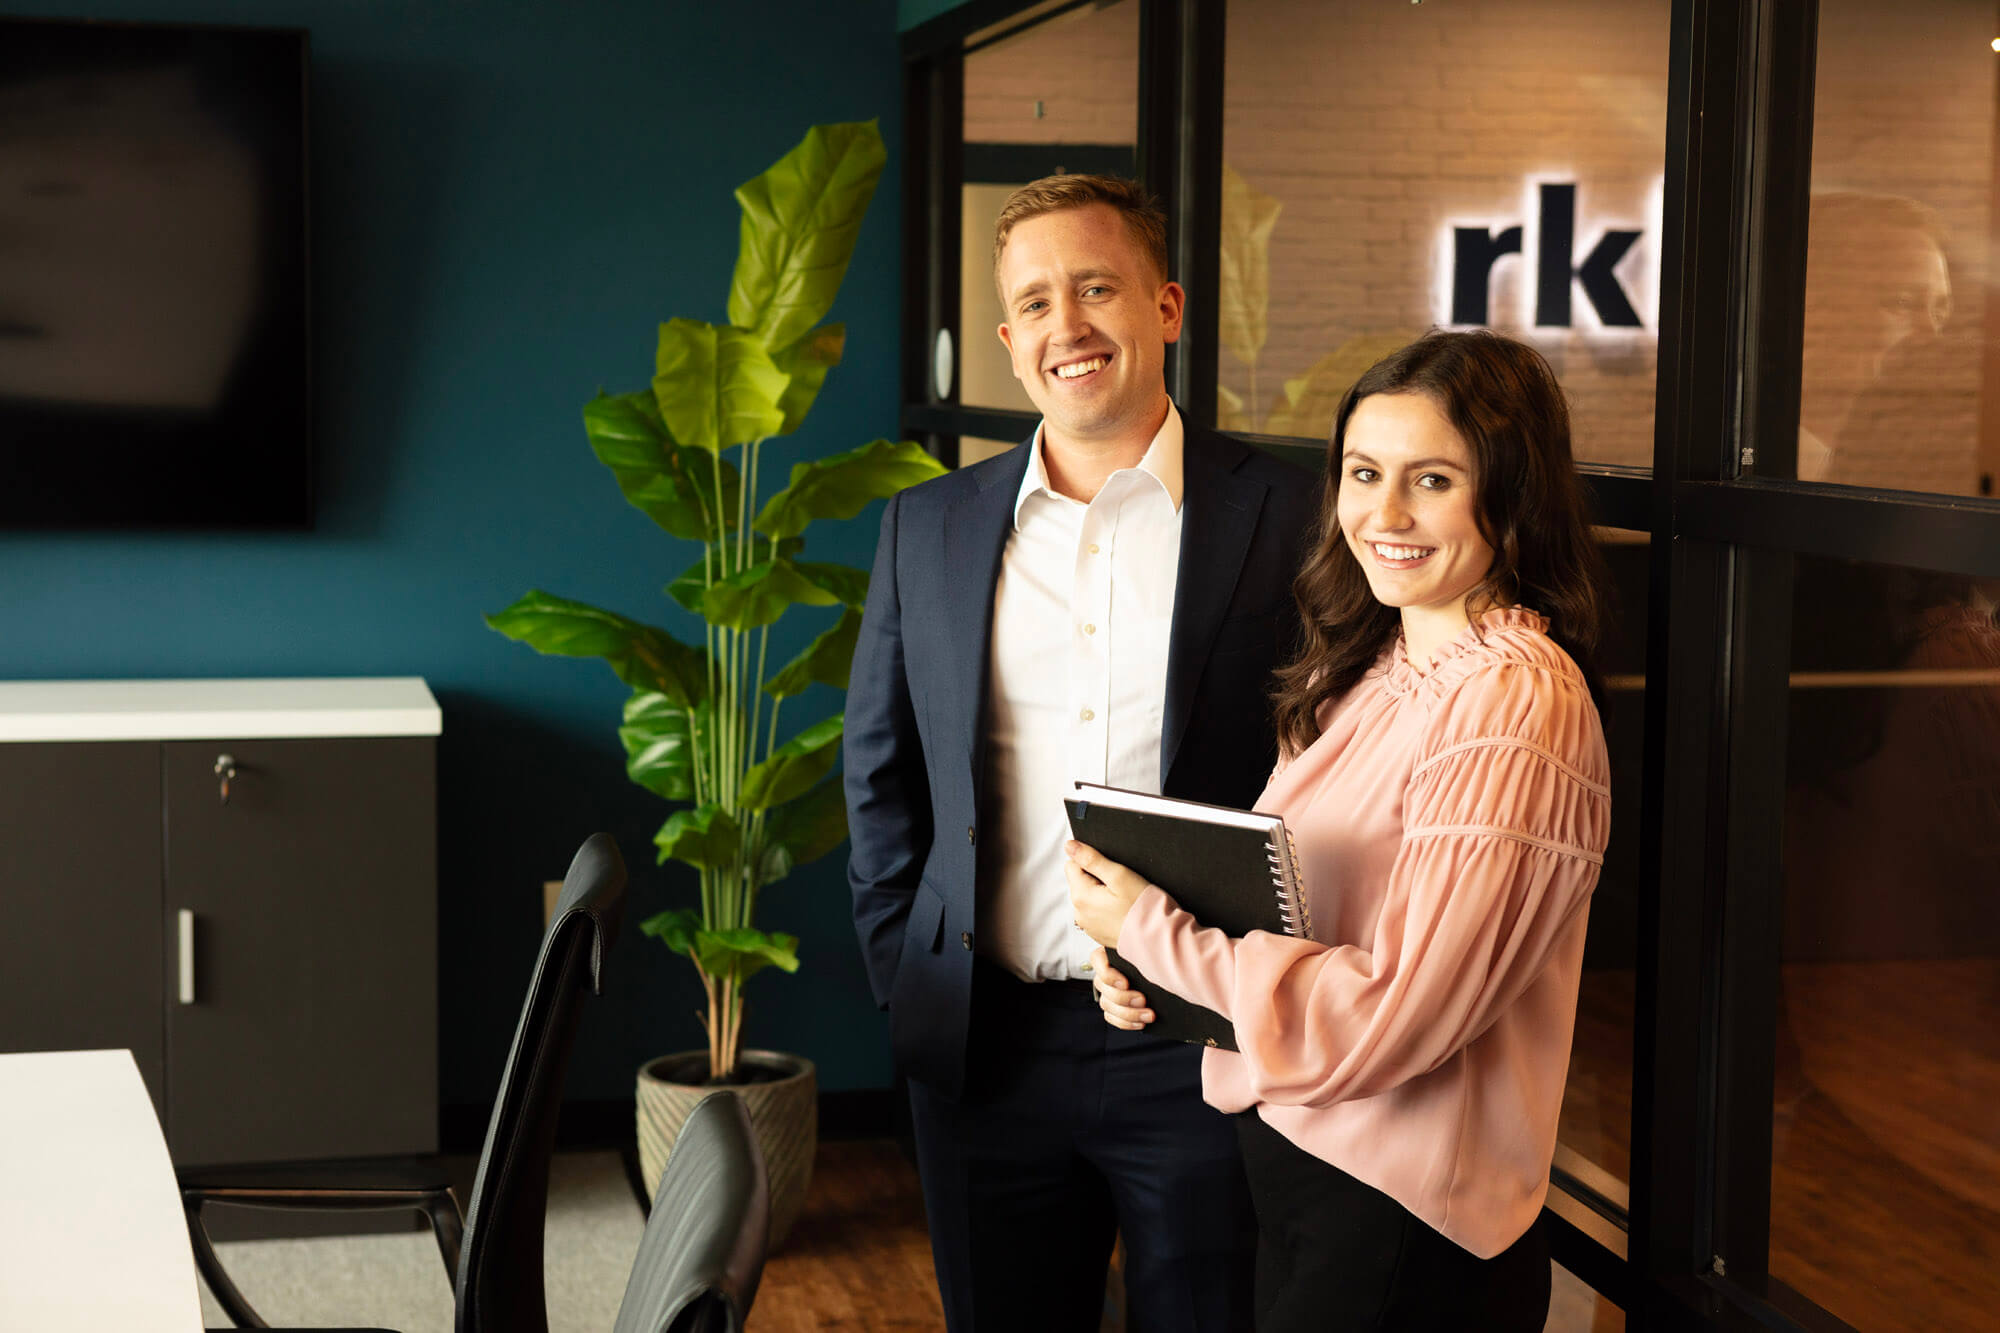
left=977, top=406, right=1186, bottom=982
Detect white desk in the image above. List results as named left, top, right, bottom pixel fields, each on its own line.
left=0, top=1049, right=204, bottom=1332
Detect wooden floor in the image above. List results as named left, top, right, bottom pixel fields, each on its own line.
left=752, top=1139, right=945, bottom=1330
left=749, top=1139, right=1621, bottom=1332
left=1560, top=962, right=2000, bottom=1332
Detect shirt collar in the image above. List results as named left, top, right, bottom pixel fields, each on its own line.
left=1012, top=403, right=1185, bottom=530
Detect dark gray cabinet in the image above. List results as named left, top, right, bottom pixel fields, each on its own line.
left=0, top=742, right=166, bottom=1114
left=0, top=729, right=436, bottom=1166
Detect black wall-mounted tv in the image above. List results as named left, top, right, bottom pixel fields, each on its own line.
left=0, top=18, right=310, bottom=529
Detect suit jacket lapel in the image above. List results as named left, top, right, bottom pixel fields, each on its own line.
left=941, top=441, right=1033, bottom=793
left=1161, top=428, right=1266, bottom=786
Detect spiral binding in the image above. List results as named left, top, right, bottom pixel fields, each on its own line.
left=1271, top=827, right=1313, bottom=940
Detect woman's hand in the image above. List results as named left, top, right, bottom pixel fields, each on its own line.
left=1065, top=839, right=1152, bottom=948
left=1089, top=947, right=1153, bottom=1030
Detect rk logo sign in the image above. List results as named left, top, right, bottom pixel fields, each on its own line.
left=1447, top=182, right=1650, bottom=330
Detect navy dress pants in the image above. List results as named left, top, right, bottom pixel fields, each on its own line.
left=906, top=958, right=1257, bottom=1333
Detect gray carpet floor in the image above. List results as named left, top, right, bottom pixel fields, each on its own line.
left=194, top=1152, right=644, bottom=1332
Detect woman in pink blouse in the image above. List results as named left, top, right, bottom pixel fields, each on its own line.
left=1067, top=330, right=1610, bottom=1332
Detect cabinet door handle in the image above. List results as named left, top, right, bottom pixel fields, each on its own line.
left=214, top=753, right=237, bottom=805
left=178, top=909, right=196, bottom=1004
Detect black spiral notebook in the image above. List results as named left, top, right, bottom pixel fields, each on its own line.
left=1064, top=782, right=1311, bottom=1050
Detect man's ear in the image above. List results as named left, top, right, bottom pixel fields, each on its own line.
left=998, top=320, right=1017, bottom=365
left=1159, top=281, right=1187, bottom=345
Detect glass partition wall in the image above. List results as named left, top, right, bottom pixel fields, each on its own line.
left=898, top=2, right=2000, bottom=1329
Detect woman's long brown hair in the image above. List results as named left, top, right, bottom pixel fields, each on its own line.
left=1270, top=330, right=1610, bottom=756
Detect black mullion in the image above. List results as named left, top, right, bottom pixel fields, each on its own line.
left=1544, top=1210, right=1640, bottom=1316
left=902, top=47, right=964, bottom=467
left=1135, top=0, right=1178, bottom=204
left=1581, top=469, right=1653, bottom=533
left=901, top=404, right=1038, bottom=444
left=1706, top=0, right=1819, bottom=1313
left=1677, top=480, right=2000, bottom=577
left=1637, top=0, right=1751, bottom=1309
left=1709, top=545, right=1791, bottom=1292
left=1736, top=0, right=1817, bottom=483
left=1140, top=0, right=1223, bottom=426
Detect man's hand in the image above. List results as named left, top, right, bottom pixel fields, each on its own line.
left=1088, top=946, right=1153, bottom=1030
left=1064, top=839, right=1152, bottom=949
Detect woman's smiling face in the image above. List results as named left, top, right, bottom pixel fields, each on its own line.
left=1335, top=391, right=1496, bottom=629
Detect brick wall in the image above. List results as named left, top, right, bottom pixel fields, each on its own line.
left=960, top=0, right=1996, bottom=491
left=963, top=0, right=1138, bottom=147
left=1220, top=0, right=1668, bottom=465
left=1808, top=0, right=1993, bottom=495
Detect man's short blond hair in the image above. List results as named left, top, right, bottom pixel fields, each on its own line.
left=991, top=174, right=1169, bottom=297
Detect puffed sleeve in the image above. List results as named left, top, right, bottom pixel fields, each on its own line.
left=1116, top=659, right=1609, bottom=1108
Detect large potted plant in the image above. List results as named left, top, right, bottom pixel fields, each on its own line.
left=485, top=120, right=942, bottom=1244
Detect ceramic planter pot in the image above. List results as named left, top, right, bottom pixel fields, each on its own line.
left=635, top=1049, right=817, bottom=1249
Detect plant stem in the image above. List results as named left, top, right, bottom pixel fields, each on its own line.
left=697, top=960, right=719, bottom=1079
left=723, top=977, right=744, bottom=1077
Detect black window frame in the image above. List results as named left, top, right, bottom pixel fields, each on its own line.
left=900, top=2, right=2000, bottom=1328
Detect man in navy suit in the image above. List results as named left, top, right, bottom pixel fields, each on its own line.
left=845, top=175, right=1318, bottom=1332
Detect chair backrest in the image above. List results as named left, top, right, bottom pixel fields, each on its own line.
left=453, top=832, right=626, bottom=1333
left=610, top=1090, right=771, bottom=1333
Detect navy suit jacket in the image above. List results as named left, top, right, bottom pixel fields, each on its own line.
left=843, top=423, right=1320, bottom=1098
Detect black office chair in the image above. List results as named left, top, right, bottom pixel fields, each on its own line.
left=183, top=832, right=627, bottom=1332
left=610, top=1090, right=770, bottom=1333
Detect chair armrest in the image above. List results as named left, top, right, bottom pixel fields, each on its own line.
left=180, top=1158, right=463, bottom=1328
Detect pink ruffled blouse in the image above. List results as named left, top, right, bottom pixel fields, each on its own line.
left=1115, top=608, right=1610, bottom=1258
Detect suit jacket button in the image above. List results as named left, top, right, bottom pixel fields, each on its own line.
left=961, top=931, right=973, bottom=950
left=1204, top=1037, right=1219, bottom=1047
left=967, top=825, right=976, bottom=844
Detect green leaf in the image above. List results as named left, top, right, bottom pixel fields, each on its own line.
left=759, top=777, right=850, bottom=886
left=739, top=714, right=843, bottom=812
left=1218, top=163, right=1283, bottom=371
left=728, top=121, right=886, bottom=355
left=654, top=803, right=742, bottom=871
left=700, top=558, right=841, bottom=631
left=770, top=323, right=845, bottom=437
left=486, top=591, right=706, bottom=705
left=763, top=607, right=862, bottom=699
left=582, top=391, right=740, bottom=541
left=652, top=318, right=789, bottom=453
left=753, top=439, right=947, bottom=540
left=692, top=928, right=800, bottom=985
left=666, top=538, right=805, bottom=616
left=639, top=908, right=703, bottom=956
left=620, top=692, right=703, bottom=801
left=792, top=561, right=869, bottom=609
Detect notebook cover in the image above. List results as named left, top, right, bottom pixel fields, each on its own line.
left=1065, top=791, right=1293, bottom=1050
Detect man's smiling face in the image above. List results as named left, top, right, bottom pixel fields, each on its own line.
left=996, top=203, right=1183, bottom=449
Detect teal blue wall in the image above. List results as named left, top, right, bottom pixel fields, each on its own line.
left=0, top=0, right=903, bottom=1106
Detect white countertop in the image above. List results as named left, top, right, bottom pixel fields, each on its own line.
left=0, top=1050, right=205, bottom=1332
left=0, top=677, right=443, bottom=742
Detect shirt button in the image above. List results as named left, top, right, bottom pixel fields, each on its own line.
left=1080, top=708, right=1095, bottom=721
left=1087, top=543, right=1101, bottom=554
left=1080, top=963, right=1094, bottom=973
left=1083, top=623, right=1096, bottom=636
left=1204, top=1037, right=1219, bottom=1048
left=961, top=931, right=973, bottom=951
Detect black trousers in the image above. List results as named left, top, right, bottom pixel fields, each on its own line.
left=1235, top=1111, right=1550, bottom=1333
left=906, top=958, right=1258, bottom=1333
